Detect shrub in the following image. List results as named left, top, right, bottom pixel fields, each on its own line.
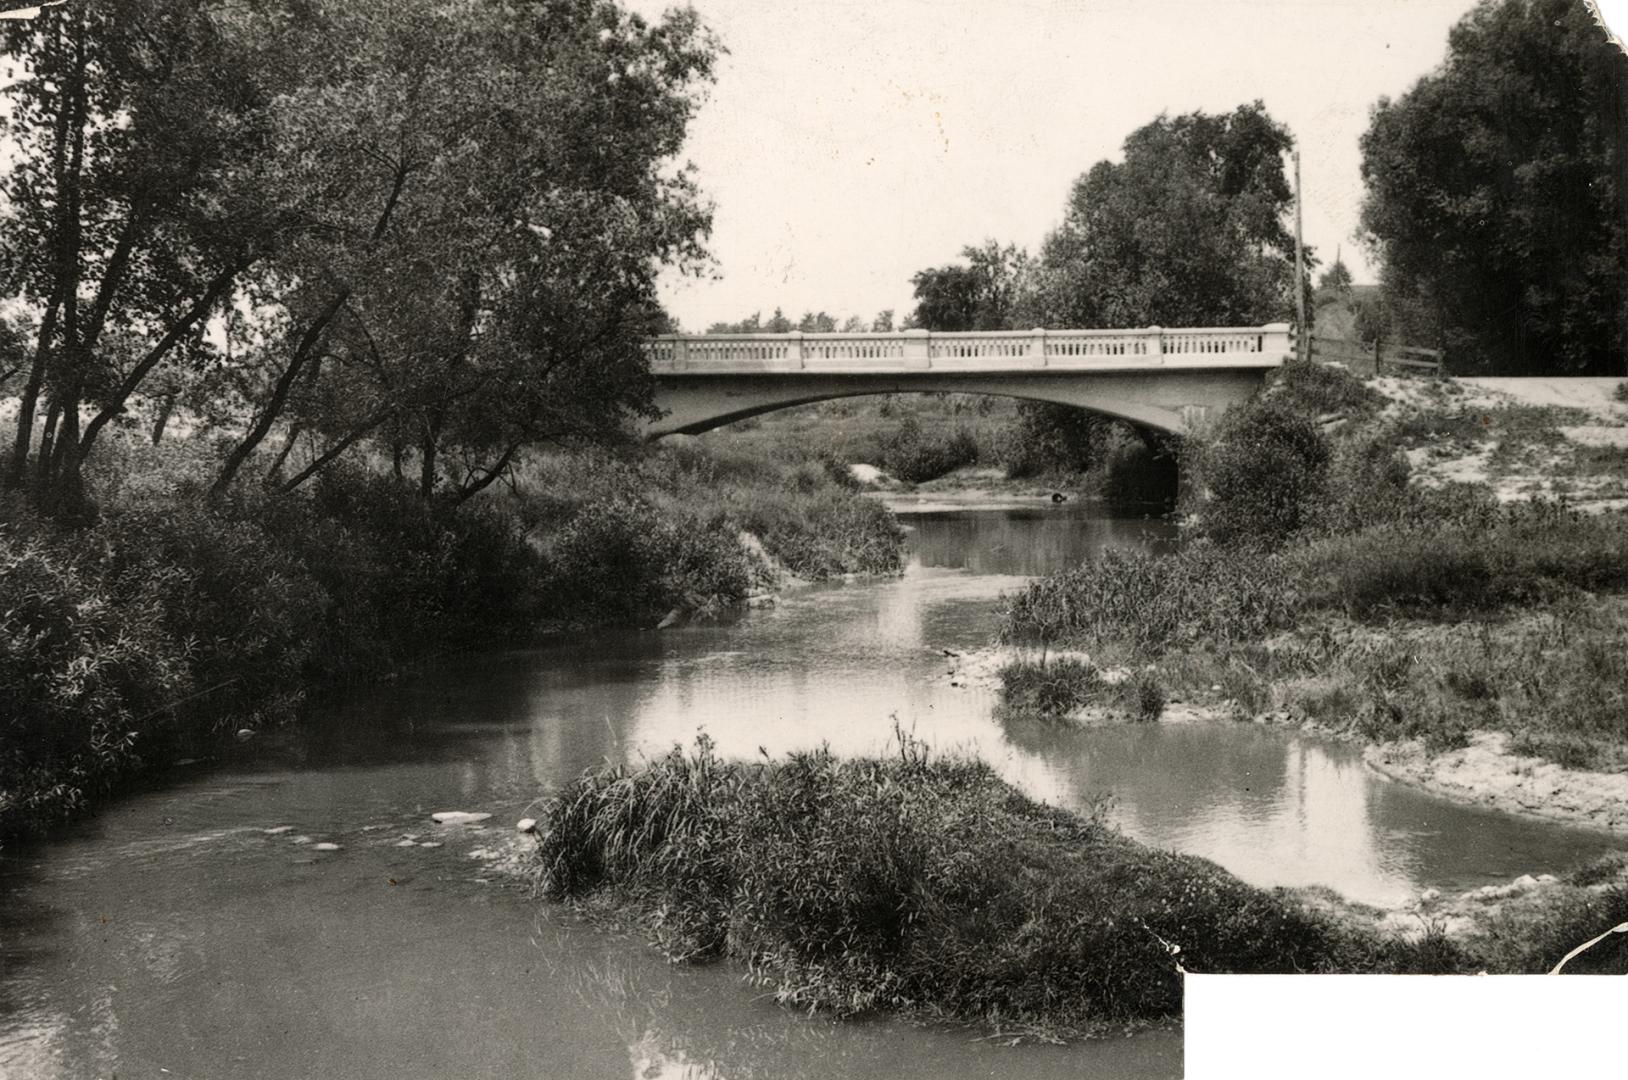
left=307, top=467, right=546, bottom=642
left=1268, top=359, right=1385, bottom=418
left=875, top=415, right=980, bottom=483
left=997, top=402, right=1099, bottom=479
left=0, top=534, right=190, bottom=832
left=1200, top=400, right=1331, bottom=547
left=99, top=500, right=328, bottom=729
left=1101, top=432, right=1180, bottom=511
left=1311, top=434, right=1413, bottom=534
left=543, top=495, right=750, bottom=626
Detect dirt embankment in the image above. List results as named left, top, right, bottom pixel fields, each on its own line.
left=1374, top=374, right=1628, bottom=509
left=1366, top=733, right=1628, bottom=834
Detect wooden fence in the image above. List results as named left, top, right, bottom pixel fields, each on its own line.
left=1306, top=335, right=1443, bottom=377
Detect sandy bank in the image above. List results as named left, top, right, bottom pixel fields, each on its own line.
left=1365, top=731, right=1628, bottom=835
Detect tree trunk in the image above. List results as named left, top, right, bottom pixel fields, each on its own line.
left=418, top=424, right=439, bottom=499
left=279, top=405, right=397, bottom=494
left=149, top=392, right=177, bottom=445
left=263, top=421, right=305, bottom=482
left=211, top=290, right=348, bottom=497
left=453, top=438, right=525, bottom=503
left=34, top=397, right=62, bottom=493
left=7, top=290, right=61, bottom=486
left=81, top=261, right=245, bottom=457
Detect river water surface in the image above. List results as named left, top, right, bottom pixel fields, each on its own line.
left=2, top=503, right=1623, bottom=1079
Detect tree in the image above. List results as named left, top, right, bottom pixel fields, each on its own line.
left=1, top=0, right=721, bottom=511
left=1359, top=0, right=1628, bottom=374
left=1026, top=102, right=1307, bottom=330
left=1319, top=258, right=1353, bottom=293
left=207, top=0, right=720, bottom=500
left=908, top=241, right=1030, bottom=331
left=0, top=1, right=298, bottom=511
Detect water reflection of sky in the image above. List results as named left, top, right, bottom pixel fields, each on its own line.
left=2, top=506, right=1621, bottom=1079
left=593, top=510, right=1623, bottom=909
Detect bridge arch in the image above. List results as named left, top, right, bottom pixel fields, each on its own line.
left=642, top=369, right=1267, bottom=442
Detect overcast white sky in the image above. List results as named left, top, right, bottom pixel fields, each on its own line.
left=625, top=0, right=1498, bottom=332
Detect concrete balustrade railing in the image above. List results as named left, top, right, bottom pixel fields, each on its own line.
left=643, top=324, right=1291, bottom=374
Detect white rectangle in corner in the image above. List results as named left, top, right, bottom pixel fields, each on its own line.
left=1186, top=974, right=1626, bottom=1080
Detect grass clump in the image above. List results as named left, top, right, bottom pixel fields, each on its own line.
left=997, top=658, right=1167, bottom=723
left=1000, top=545, right=1296, bottom=655
left=1467, top=887, right=1628, bottom=974
left=1288, top=502, right=1628, bottom=619
left=536, top=734, right=1423, bottom=1031
left=998, top=657, right=1102, bottom=718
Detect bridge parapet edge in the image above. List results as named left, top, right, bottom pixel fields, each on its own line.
left=644, top=324, right=1291, bottom=374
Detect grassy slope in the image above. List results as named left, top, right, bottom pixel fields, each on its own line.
left=999, top=366, right=1628, bottom=777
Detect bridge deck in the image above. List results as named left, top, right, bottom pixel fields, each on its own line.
left=645, top=324, right=1291, bottom=375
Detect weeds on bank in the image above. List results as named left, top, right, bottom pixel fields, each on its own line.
left=996, top=658, right=1166, bottom=723
left=1003, top=353, right=1628, bottom=770
left=999, top=545, right=1298, bottom=655
left=536, top=731, right=1458, bottom=1031
left=536, top=732, right=1627, bottom=1030
left=1145, top=601, right=1628, bottom=768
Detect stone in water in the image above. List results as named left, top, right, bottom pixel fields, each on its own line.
left=431, top=811, right=492, bottom=825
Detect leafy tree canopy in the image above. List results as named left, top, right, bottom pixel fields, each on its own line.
left=2, top=0, right=721, bottom=509
left=1319, top=259, right=1353, bottom=293
left=1358, top=0, right=1628, bottom=374
left=1026, top=102, right=1306, bottom=330
left=909, top=241, right=1030, bottom=331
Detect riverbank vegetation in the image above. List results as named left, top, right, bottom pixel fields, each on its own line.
left=0, top=0, right=914, bottom=842
left=535, top=734, right=1627, bottom=1035
left=999, top=362, right=1628, bottom=774
left=0, top=427, right=905, bottom=841
left=698, top=393, right=1178, bottom=506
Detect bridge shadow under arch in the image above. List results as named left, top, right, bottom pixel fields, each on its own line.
left=649, top=385, right=1189, bottom=509
left=642, top=368, right=1267, bottom=444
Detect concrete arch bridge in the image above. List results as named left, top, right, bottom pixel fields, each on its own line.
left=639, top=324, right=1292, bottom=440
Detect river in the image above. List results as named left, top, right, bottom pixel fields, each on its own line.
left=1, top=502, right=1622, bottom=1079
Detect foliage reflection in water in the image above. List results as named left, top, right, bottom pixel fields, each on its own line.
left=0, top=505, right=1620, bottom=1079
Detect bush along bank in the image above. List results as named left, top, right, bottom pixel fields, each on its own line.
left=534, top=733, right=1627, bottom=1038
left=1, top=467, right=549, bottom=839
left=997, top=359, right=1628, bottom=814
left=1, top=437, right=907, bottom=843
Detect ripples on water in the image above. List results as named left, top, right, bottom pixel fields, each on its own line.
left=0, top=503, right=1621, bottom=1079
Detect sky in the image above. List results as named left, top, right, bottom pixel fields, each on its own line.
left=623, top=0, right=1496, bottom=332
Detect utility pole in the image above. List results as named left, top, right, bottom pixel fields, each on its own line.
left=1293, top=149, right=1307, bottom=363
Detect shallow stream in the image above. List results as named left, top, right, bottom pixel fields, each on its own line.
left=1, top=502, right=1621, bottom=1078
